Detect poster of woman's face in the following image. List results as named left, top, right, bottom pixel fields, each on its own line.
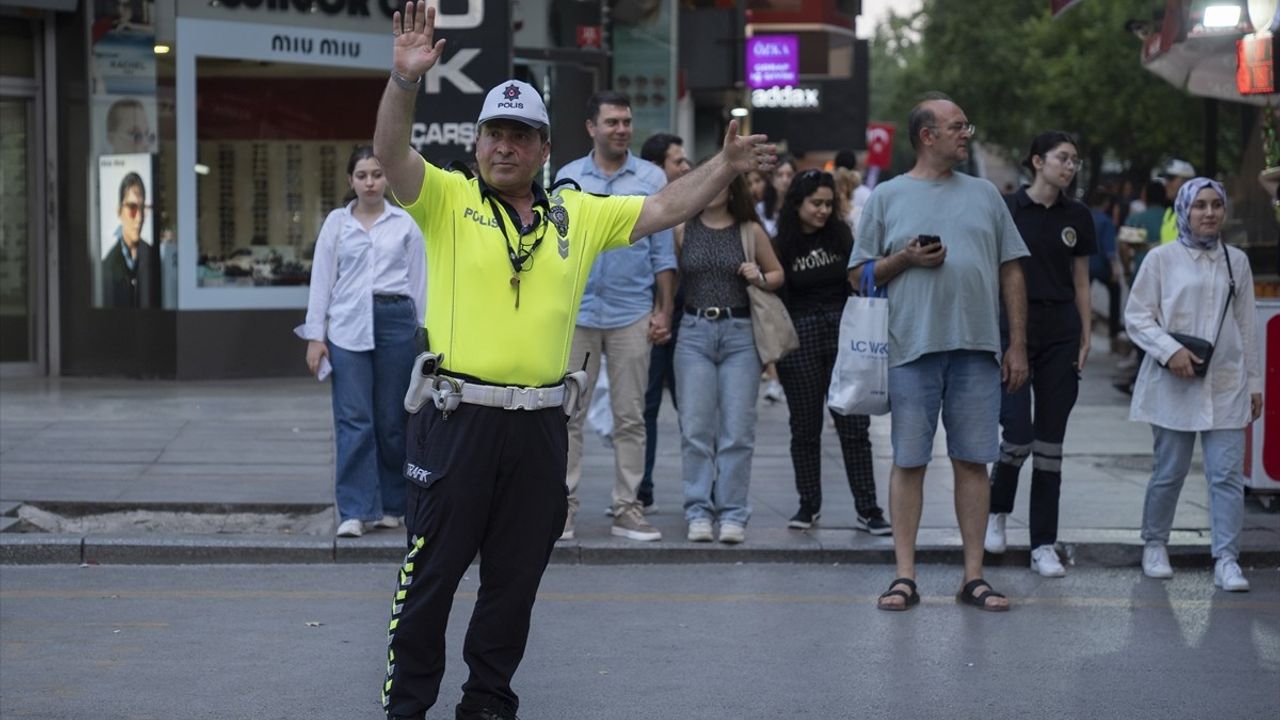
left=94, top=95, right=157, bottom=155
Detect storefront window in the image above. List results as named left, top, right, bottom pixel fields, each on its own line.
left=191, top=57, right=382, bottom=288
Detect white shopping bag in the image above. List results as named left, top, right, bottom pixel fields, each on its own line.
left=827, top=263, right=890, bottom=416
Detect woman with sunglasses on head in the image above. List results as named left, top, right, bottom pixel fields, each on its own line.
left=1125, top=178, right=1261, bottom=591
left=774, top=169, right=889, bottom=534
left=984, top=131, right=1095, bottom=577
left=296, top=145, right=427, bottom=539
left=676, top=170, right=784, bottom=544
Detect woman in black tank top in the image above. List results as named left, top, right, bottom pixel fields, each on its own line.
left=674, top=171, right=783, bottom=544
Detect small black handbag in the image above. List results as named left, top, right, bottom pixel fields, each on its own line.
left=1159, top=248, right=1235, bottom=378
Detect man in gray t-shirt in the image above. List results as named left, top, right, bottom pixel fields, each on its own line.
left=847, top=93, right=1029, bottom=613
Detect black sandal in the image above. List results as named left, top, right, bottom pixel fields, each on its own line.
left=877, top=577, right=920, bottom=612
left=955, top=578, right=1009, bottom=612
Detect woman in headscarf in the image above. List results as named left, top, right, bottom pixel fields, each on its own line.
left=1124, top=177, right=1262, bottom=591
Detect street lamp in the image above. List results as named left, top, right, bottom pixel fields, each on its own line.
left=1204, top=4, right=1243, bottom=26
left=730, top=107, right=750, bottom=118
left=1189, top=0, right=1253, bottom=34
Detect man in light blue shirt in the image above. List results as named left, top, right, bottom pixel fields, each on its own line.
left=556, top=91, right=677, bottom=543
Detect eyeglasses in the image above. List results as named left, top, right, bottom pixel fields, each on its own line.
left=799, top=169, right=830, bottom=180
left=114, top=130, right=156, bottom=145
left=1050, top=152, right=1082, bottom=168
left=929, top=122, right=976, bottom=136
left=122, top=201, right=147, bottom=218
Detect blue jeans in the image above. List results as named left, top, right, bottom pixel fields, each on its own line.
left=327, top=296, right=418, bottom=522
left=673, top=315, right=761, bottom=526
left=887, top=350, right=1001, bottom=467
left=1142, top=425, right=1246, bottom=560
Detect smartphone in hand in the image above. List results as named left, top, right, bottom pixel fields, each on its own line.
left=917, top=234, right=941, bottom=247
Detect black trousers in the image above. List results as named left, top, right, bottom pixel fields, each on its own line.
left=776, top=308, right=882, bottom=518
left=383, top=403, right=568, bottom=720
left=989, top=304, right=1081, bottom=547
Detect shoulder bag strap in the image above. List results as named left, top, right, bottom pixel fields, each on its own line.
left=1211, top=246, right=1237, bottom=346
left=740, top=223, right=754, bottom=264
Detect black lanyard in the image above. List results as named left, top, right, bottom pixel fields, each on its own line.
left=485, top=195, right=546, bottom=274
left=485, top=194, right=547, bottom=308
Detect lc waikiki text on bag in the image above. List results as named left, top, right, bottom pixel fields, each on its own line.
left=827, top=262, right=890, bottom=416
left=739, top=223, right=799, bottom=365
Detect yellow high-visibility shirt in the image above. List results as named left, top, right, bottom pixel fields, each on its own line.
left=396, top=159, right=643, bottom=386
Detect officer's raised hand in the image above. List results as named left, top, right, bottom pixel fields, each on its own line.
left=720, top=119, right=778, bottom=175
left=392, top=0, right=446, bottom=82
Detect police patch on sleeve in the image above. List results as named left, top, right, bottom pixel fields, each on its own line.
left=549, top=195, right=570, bottom=257
left=1061, top=226, right=1078, bottom=248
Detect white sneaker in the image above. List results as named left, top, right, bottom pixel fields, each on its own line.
left=1030, top=544, right=1066, bottom=577
left=335, top=519, right=363, bottom=538
left=718, top=522, right=746, bottom=544
left=687, top=518, right=713, bottom=542
left=1214, top=557, right=1250, bottom=592
left=763, top=380, right=784, bottom=403
left=611, top=507, right=663, bottom=542
left=984, top=513, right=1007, bottom=554
left=558, top=507, right=576, bottom=542
left=371, top=515, right=402, bottom=529
left=1142, top=541, right=1173, bottom=579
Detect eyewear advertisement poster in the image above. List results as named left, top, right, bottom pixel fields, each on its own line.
left=611, top=0, right=675, bottom=151
left=97, top=154, right=160, bottom=308
left=91, top=4, right=157, bottom=155
left=91, top=0, right=160, bottom=309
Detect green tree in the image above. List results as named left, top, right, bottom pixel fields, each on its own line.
left=868, top=0, right=1244, bottom=187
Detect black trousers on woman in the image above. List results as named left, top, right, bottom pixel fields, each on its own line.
left=776, top=308, right=883, bottom=518
left=989, top=302, right=1081, bottom=547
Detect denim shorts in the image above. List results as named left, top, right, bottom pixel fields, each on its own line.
left=887, top=350, right=1001, bottom=468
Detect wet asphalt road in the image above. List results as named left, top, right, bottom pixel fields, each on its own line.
left=1, top=562, right=1277, bottom=719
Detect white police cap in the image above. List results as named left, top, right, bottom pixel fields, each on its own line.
left=476, top=80, right=549, bottom=130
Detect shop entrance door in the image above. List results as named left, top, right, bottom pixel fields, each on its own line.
left=0, top=17, right=46, bottom=375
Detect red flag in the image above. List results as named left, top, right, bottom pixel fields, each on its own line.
left=1051, top=0, right=1083, bottom=17
left=866, top=122, right=895, bottom=169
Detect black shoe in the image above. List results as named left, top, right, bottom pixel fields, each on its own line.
left=854, top=512, right=892, bottom=536
left=788, top=507, right=820, bottom=529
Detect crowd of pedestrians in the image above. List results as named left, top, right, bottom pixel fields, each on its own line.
left=286, top=7, right=1265, bottom=719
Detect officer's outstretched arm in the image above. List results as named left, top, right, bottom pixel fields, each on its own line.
left=374, top=1, right=446, bottom=205
left=630, top=120, right=776, bottom=242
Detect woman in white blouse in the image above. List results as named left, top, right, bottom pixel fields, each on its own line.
left=1125, top=177, right=1261, bottom=591
left=296, top=146, right=426, bottom=538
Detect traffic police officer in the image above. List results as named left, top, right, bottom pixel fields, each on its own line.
left=372, top=4, right=777, bottom=719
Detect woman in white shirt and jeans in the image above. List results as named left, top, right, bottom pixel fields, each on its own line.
left=296, top=146, right=426, bottom=538
left=1125, top=177, right=1262, bottom=591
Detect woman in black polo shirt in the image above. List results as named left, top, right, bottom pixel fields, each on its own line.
left=984, top=131, right=1096, bottom=577
left=774, top=169, right=889, bottom=535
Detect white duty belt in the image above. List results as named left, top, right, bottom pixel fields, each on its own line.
left=403, top=352, right=589, bottom=419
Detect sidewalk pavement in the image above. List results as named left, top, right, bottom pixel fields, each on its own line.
left=2, top=331, right=1277, bottom=567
